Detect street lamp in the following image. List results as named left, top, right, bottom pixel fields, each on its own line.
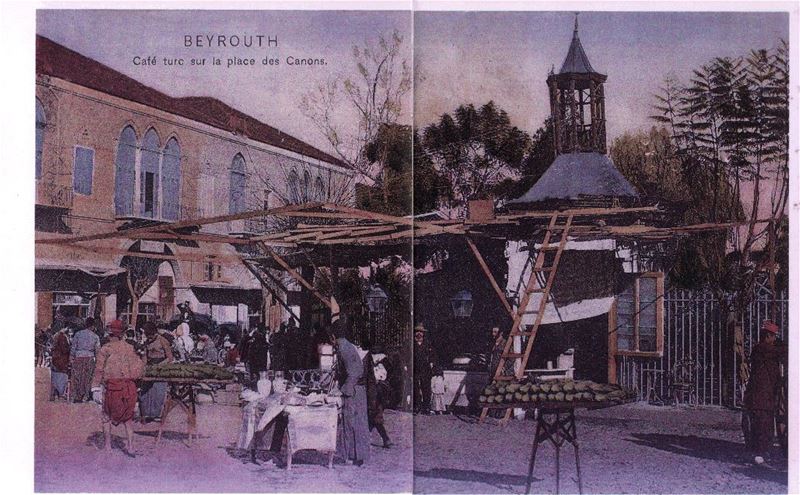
left=366, top=285, right=388, bottom=314
left=450, top=289, right=473, bottom=318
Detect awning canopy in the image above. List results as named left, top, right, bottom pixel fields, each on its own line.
left=35, top=263, right=127, bottom=293
left=190, top=283, right=263, bottom=307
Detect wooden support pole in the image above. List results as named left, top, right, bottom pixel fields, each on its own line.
left=464, top=237, right=514, bottom=318
left=242, top=260, right=301, bottom=322
left=36, top=202, right=323, bottom=245
left=256, top=242, right=332, bottom=309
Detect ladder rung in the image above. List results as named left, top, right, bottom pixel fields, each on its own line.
left=494, top=376, right=515, bottom=381
left=540, top=245, right=561, bottom=251
left=520, top=310, right=539, bottom=315
left=526, top=288, right=547, bottom=293
left=532, top=267, right=554, bottom=272
left=502, top=353, right=525, bottom=359
left=518, top=331, right=535, bottom=336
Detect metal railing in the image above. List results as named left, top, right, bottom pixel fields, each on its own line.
left=617, top=287, right=788, bottom=408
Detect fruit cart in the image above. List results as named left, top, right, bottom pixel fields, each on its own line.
left=142, top=363, right=235, bottom=446
left=480, top=379, right=636, bottom=495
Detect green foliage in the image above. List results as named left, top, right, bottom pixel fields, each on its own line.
left=493, top=118, right=555, bottom=201
left=420, top=101, right=531, bottom=212
left=647, top=39, right=789, bottom=294
left=357, top=124, right=446, bottom=216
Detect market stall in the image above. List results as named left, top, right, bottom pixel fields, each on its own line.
left=481, top=378, right=636, bottom=494
left=143, top=363, right=235, bottom=446
left=237, top=369, right=341, bottom=469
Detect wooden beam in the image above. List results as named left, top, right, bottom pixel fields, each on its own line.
left=464, top=236, right=514, bottom=318
left=256, top=241, right=332, bottom=309
left=242, top=260, right=301, bottom=322
left=130, top=232, right=254, bottom=245
left=316, top=229, right=414, bottom=245
left=320, top=203, right=414, bottom=226
left=36, top=202, right=323, bottom=245
left=64, top=243, right=247, bottom=264
left=317, top=225, right=397, bottom=240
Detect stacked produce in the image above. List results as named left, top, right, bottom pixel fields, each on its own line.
left=145, top=362, right=234, bottom=381
left=479, top=378, right=635, bottom=406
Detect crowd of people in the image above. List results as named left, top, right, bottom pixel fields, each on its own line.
left=36, top=309, right=400, bottom=463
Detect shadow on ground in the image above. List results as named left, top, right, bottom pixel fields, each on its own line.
left=413, top=467, right=539, bottom=490
left=627, top=433, right=787, bottom=484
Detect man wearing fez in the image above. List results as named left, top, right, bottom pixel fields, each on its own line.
left=91, top=320, right=145, bottom=455
left=743, top=320, right=784, bottom=466
left=333, top=318, right=370, bottom=466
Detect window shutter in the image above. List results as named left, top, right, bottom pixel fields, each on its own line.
left=73, top=147, right=94, bottom=195
left=114, top=126, right=137, bottom=216
left=162, top=138, right=181, bottom=220
left=229, top=154, right=246, bottom=214
left=36, top=99, right=46, bottom=180
left=140, top=129, right=161, bottom=218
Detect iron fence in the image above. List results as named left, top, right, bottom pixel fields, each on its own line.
left=618, top=287, right=788, bottom=408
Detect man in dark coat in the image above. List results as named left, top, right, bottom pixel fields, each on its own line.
left=246, top=325, right=270, bottom=380
left=333, top=319, right=370, bottom=466
left=413, top=323, right=435, bottom=414
left=743, top=320, right=784, bottom=465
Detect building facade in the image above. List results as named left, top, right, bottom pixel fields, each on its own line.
left=35, top=36, right=354, bottom=330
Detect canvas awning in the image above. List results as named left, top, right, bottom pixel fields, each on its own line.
left=190, top=283, right=263, bottom=307
left=35, top=262, right=127, bottom=293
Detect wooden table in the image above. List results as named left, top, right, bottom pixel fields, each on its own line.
left=283, top=404, right=339, bottom=470
left=140, top=377, right=233, bottom=446
left=486, top=400, right=633, bottom=494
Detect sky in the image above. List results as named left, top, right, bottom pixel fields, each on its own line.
left=414, top=11, right=789, bottom=139
left=36, top=9, right=414, bottom=158
left=37, top=10, right=788, bottom=153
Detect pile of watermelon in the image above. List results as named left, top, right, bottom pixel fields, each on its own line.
left=145, top=363, right=234, bottom=381
left=479, top=378, right=636, bottom=405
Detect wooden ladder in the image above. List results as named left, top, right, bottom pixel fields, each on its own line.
left=480, top=212, right=574, bottom=423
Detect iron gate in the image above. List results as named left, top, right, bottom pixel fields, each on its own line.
left=617, top=287, right=788, bottom=407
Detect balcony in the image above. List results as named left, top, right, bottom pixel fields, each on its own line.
left=36, top=180, right=73, bottom=209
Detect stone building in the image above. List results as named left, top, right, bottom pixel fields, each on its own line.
left=34, top=35, right=354, bottom=330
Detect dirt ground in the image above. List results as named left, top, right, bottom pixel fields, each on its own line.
left=34, top=368, right=412, bottom=493
left=413, top=404, right=788, bottom=494
left=34, top=367, right=788, bottom=494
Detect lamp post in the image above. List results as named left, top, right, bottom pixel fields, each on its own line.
left=366, top=285, right=388, bottom=314
left=450, top=289, right=473, bottom=318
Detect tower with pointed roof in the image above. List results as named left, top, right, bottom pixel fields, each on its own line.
left=507, top=16, right=637, bottom=209
left=547, top=14, right=607, bottom=155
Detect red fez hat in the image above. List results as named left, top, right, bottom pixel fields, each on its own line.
left=108, top=319, right=125, bottom=335
left=761, top=320, right=779, bottom=334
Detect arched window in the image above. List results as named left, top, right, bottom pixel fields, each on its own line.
left=315, top=177, right=325, bottom=201
left=114, top=126, right=137, bottom=216
left=162, top=137, right=181, bottom=221
left=140, top=129, right=161, bottom=218
left=302, top=171, right=312, bottom=203
left=229, top=154, right=246, bottom=214
left=287, top=170, right=300, bottom=204
left=35, top=99, right=46, bottom=179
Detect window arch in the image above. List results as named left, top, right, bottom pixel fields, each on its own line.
left=287, top=170, right=300, bottom=204
left=315, top=177, right=325, bottom=201
left=35, top=99, right=46, bottom=179
left=162, top=137, right=181, bottom=221
left=302, top=171, right=312, bottom=203
left=229, top=154, right=246, bottom=214
left=140, top=128, right=161, bottom=218
left=114, top=126, right=137, bottom=216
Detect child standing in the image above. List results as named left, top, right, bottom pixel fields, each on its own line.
left=430, top=369, right=447, bottom=414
